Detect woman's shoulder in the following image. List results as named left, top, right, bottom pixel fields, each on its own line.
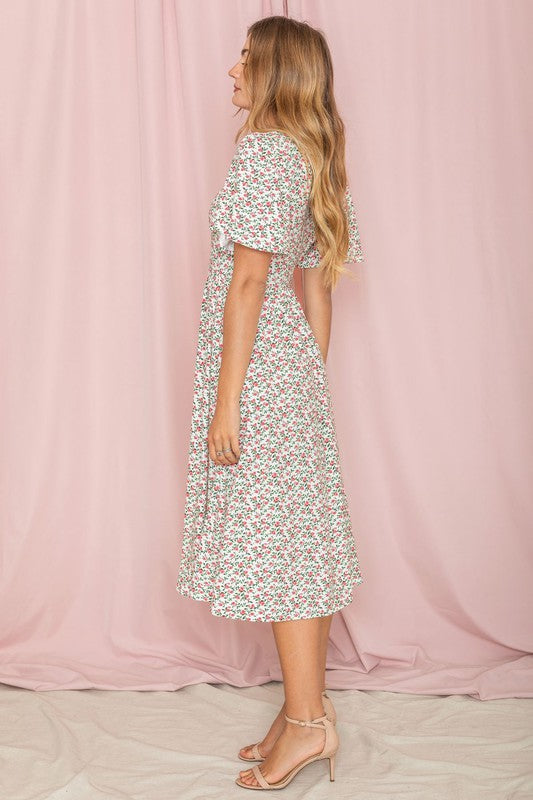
left=234, top=130, right=310, bottom=182
left=235, top=130, right=302, bottom=158
left=236, top=129, right=296, bottom=147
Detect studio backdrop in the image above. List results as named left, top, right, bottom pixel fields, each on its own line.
left=0, top=0, right=532, bottom=699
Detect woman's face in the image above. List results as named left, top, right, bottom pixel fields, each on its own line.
left=228, top=35, right=251, bottom=110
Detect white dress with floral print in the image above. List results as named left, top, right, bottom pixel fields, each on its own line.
left=176, top=130, right=365, bottom=622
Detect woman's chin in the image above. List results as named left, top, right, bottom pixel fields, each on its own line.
left=232, top=95, right=249, bottom=110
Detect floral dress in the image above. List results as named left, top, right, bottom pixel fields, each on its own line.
left=175, top=130, right=365, bottom=622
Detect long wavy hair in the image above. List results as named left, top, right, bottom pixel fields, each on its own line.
left=234, top=16, right=358, bottom=290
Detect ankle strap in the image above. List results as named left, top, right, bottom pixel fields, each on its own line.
left=284, top=712, right=328, bottom=729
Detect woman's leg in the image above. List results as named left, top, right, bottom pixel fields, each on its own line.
left=318, top=613, right=333, bottom=691
left=238, top=613, right=332, bottom=760
left=238, top=615, right=330, bottom=787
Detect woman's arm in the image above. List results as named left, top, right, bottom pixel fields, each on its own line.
left=208, top=242, right=271, bottom=466
left=302, top=267, right=332, bottom=364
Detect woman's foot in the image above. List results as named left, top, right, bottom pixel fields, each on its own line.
left=238, top=690, right=334, bottom=762
left=238, top=701, right=287, bottom=760
left=238, top=717, right=326, bottom=787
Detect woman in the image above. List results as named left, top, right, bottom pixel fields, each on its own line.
left=176, top=16, right=365, bottom=790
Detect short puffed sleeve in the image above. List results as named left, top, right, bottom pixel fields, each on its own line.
left=299, top=185, right=364, bottom=268
left=216, top=132, right=305, bottom=255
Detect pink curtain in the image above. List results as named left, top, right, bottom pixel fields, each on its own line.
left=1, top=0, right=531, bottom=699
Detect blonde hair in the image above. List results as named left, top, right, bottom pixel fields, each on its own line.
left=235, top=15, right=358, bottom=290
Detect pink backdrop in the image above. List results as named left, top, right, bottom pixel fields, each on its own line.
left=0, top=0, right=531, bottom=699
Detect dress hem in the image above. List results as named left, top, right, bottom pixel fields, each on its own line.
left=175, top=577, right=363, bottom=623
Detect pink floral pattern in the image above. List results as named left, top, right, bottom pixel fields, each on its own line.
left=176, top=130, right=364, bottom=622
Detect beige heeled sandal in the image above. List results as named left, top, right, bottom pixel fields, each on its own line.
left=238, top=690, right=337, bottom=763
left=235, top=711, right=339, bottom=790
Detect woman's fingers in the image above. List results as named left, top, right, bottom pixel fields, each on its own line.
left=230, top=434, right=240, bottom=461
left=208, top=439, right=227, bottom=466
left=207, top=403, right=240, bottom=466
left=208, top=436, right=239, bottom=466
left=215, top=440, right=233, bottom=465
left=218, top=438, right=239, bottom=465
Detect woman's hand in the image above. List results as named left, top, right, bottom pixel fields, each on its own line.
left=208, top=398, right=241, bottom=466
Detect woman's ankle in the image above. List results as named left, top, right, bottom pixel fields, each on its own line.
left=284, top=703, right=325, bottom=721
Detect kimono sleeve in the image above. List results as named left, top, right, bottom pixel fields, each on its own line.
left=217, top=133, right=297, bottom=255
left=299, top=184, right=365, bottom=268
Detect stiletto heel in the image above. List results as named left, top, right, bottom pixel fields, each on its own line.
left=238, top=690, right=336, bottom=762
left=235, top=711, right=339, bottom=790
left=329, top=752, right=336, bottom=781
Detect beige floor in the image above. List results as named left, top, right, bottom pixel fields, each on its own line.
left=1, top=680, right=532, bottom=799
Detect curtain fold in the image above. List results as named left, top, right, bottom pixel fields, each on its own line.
left=0, top=0, right=531, bottom=699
